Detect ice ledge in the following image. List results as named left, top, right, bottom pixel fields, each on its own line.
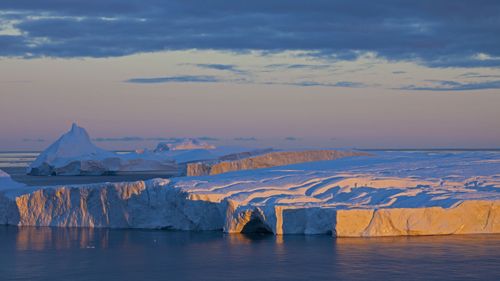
left=0, top=179, right=499, bottom=237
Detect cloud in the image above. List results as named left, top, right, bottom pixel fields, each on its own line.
left=93, top=136, right=144, bottom=142
left=392, top=71, right=406, bottom=74
left=198, top=136, right=219, bottom=141
left=93, top=136, right=219, bottom=142
left=285, top=137, right=300, bottom=141
left=124, top=73, right=367, bottom=88
left=280, top=81, right=366, bottom=88
left=265, top=64, right=331, bottom=70
left=234, top=137, right=258, bottom=141
left=401, top=80, right=500, bottom=91
left=194, top=64, right=246, bottom=74
left=22, top=138, right=45, bottom=142
left=124, top=75, right=221, bottom=84
left=93, top=136, right=180, bottom=142
left=1, top=1, right=499, bottom=67
left=457, top=72, right=500, bottom=79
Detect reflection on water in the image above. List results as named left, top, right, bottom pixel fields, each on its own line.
left=1, top=226, right=500, bottom=281
left=15, top=227, right=109, bottom=251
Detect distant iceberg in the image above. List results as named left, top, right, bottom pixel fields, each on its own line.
left=27, top=124, right=263, bottom=176
left=27, top=123, right=120, bottom=175
left=154, top=138, right=216, bottom=152
left=26, top=124, right=225, bottom=176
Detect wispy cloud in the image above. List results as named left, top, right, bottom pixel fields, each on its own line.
left=285, top=137, right=300, bottom=141
left=392, top=71, right=406, bottom=74
left=198, top=136, right=219, bottom=141
left=94, top=137, right=145, bottom=142
left=401, top=80, right=500, bottom=91
left=124, top=75, right=221, bottom=84
left=283, top=81, right=366, bottom=88
left=194, top=64, right=246, bottom=74
left=93, top=136, right=219, bottom=142
left=265, top=64, right=331, bottom=70
left=22, top=138, right=45, bottom=142
left=94, top=136, right=180, bottom=142
left=457, top=72, right=500, bottom=79
left=125, top=72, right=368, bottom=88
left=234, top=137, right=258, bottom=141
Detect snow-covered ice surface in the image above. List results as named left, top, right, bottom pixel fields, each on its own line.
left=3, top=151, right=500, bottom=237
left=0, top=169, right=24, bottom=190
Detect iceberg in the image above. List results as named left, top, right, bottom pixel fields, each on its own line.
left=27, top=124, right=232, bottom=176
left=2, top=151, right=500, bottom=237
left=27, top=123, right=120, bottom=175
left=154, top=138, right=216, bottom=152
left=27, top=123, right=177, bottom=176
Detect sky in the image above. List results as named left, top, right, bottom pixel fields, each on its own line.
left=1, top=0, right=500, bottom=150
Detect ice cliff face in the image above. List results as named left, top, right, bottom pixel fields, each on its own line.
left=12, top=180, right=223, bottom=230
left=186, top=150, right=370, bottom=176
left=2, top=151, right=500, bottom=237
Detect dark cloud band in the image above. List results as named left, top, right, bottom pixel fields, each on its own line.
left=401, top=80, right=500, bottom=91
left=1, top=0, right=499, bottom=67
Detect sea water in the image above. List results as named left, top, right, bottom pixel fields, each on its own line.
left=0, top=226, right=499, bottom=281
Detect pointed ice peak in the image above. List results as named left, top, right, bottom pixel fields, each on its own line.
left=69, top=122, right=85, bottom=134
left=65, top=123, right=92, bottom=141
left=28, top=124, right=111, bottom=170
left=70, top=122, right=79, bottom=132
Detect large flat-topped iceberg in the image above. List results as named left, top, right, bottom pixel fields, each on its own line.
left=2, top=151, right=499, bottom=237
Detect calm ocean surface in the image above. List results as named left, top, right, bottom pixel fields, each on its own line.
left=0, top=227, right=499, bottom=281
